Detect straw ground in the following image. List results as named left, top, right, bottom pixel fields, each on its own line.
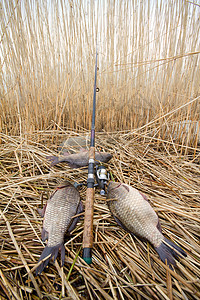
left=0, top=129, right=199, bottom=299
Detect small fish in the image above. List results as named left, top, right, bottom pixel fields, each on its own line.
left=47, top=149, right=112, bottom=168
left=107, top=182, right=187, bottom=267
left=36, top=181, right=83, bottom=275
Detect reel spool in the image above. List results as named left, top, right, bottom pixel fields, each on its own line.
left=95, top=165, right=110, bottom=195
left=74, top=165, right=110, bottom=195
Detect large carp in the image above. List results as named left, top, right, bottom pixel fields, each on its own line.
left=36, top=181, right=83, bottom=275
left=107, top=182, right=187, bottom=267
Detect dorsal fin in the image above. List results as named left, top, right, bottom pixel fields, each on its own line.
left=139, top=192, right=149, bottom=201
left=122, top=184, right=129, bottom=192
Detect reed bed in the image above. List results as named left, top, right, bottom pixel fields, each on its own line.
left=0, top=0, right=200, bottom=136
left=0, top=129, right=199, bottom=299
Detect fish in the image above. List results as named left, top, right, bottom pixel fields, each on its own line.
left=36, top=181, right=83, bottom=275
left=46, top=149, right=113, bottom=168
left=107, top=182, right=187, bottom=267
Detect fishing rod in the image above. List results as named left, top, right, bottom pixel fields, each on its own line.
left=82, top=45, right=98, bottom=264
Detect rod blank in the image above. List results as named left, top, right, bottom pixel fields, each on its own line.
left=82, top=45, right=98, bottom=264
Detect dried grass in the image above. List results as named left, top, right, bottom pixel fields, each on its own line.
left=0, top=0, right=200, bottom=298
left=0, top=129, right=199, bottom=299
left=1, top=0, right=200, bottom=136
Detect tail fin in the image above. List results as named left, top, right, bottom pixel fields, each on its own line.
left=46, top=156, right=59, bottom=166
left=155, top=237, right=187, bottom=268
left=35, top=243, right=65, bottom=275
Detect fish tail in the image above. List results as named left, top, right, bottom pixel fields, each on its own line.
left=155, top=237, right=187, bottom=268
left=46, top=156, right=59, bottom=166
left=60, top=244, right=65, bottom=266
left=35, top=243, right=64, bottom=275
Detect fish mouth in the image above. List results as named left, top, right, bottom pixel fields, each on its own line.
left=107, top=182, right=121, bottom=192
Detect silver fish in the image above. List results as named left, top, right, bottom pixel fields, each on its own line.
left=47, top=149, right=112, bottom=168
left=36, top=181, right=83, bottom=275
left=107, top=182, right=187, bottom=267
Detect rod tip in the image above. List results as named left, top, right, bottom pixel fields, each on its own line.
left=83, top=248, right=92, bottom=264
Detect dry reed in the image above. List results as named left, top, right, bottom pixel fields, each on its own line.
left=0, top=0, right=199, bottom=138
left=0, top=0, right=200, bottom=299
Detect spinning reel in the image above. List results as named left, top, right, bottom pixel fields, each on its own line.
left=74, top=164, right=110, bottom=195
left=95, top=165, right=110, bottom=195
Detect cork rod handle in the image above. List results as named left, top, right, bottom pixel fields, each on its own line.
left=82, top=146, right=95, bottom=264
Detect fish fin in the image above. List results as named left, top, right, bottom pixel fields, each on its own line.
left=35, top=243, right=62, bottom=275
left=113, top=216, right=132, bottom=233
left=155, top=237, right=187, bottom=268
left=139, top=192, right=149, bottom=201
left=121, top=184, right=129, bottom=192
left=41, top=228, right=48, bottom=242
left=67, top=201, right=84, bottom=233
left=52, top=246, right=59, bottom=263
left=156, top=219, right=162, bottom=233
left=62, top=151, right=70, bottom=156
left=60, top=244, right=65, bottom=266
left=46, top=156, right=59, bottom=166
left=37, top=203, right=47, bottom=217
left=37, top=207, right=44, bottom=218
left=37, top=208, right=43, bottom=216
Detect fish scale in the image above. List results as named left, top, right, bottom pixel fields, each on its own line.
left=107, top=182, right=187, bottom=267
left=109, top=185, right=163, bottom=246
left=35, top=181, right=83, bottom=275
left=44, top=191, right=75, bottom=246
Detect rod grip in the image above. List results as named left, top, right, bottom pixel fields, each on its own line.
left=83, top=187, right=94, bottom=263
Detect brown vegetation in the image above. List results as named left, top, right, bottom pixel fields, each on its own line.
left=0, top=130, right=200, bottom=299
left=0, top=0, right=200, bottom=299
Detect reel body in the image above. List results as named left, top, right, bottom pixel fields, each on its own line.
left=95, top=165, right=110, bottom=195
left=74, top=164, right=110, bottom=195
